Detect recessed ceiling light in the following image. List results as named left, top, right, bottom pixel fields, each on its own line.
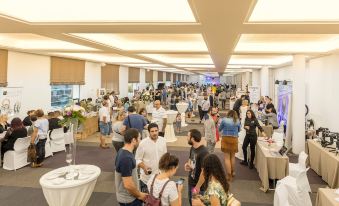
left=141, top=54, right=213, bottom=64
left=229, top=55, right=293, bottom=65
left=250, top=0, right=339, bottom=22
left=71, top=34, right=208, bottom=52
left=50, top=53, right=148, bottom=64
left=235, top=34, right=339, bottom=53
left=0, top=0, right=195, bottom=22
left=0, top=33, right=96, bottom=51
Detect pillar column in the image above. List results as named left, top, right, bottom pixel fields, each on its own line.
left=260, top=66, right=269, bottom=96
left=119, top=66, right=129, bottom=97
left=291, top=55, right=306, bottom=154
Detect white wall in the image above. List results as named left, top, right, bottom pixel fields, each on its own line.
left=7, top=51, right=51, bottom=115
left=273, top=54, right=339, bottom=132
left=80, top=61, right=101, bottom=101
left=252, top=69, right=261, bottom=86
left=119, top=66, right=129, bottom=97
left=188, top=74, right=200, bottom=83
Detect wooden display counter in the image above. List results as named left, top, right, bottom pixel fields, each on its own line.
left=76, top=115, right=98, bottom=140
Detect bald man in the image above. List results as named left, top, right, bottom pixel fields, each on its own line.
left=151, top=100, right=167, bottom=137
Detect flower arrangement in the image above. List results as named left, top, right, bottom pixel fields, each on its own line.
left=59, top=105, right=87, bottom=127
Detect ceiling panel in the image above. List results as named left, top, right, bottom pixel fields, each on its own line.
left=71, top=34, right=208, bottom=52
left=235, top=34, right=339, bottom=53
left=123, top=63, right=166, bottom=68
left=250, top=0, right=339, bottom=22
left=141, top=54, right=213, bottom=64
left=229, top=55, right=293, bottom=66
left=0, top=0, right=195, bottom=22
left=0, top=33, right=96, bottom=51
left=175, top=64, right=215, bottom=68
left=49, top=53, right=148, bottom=64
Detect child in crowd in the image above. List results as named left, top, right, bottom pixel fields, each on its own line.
left=175, top=113, right=182, bottom=133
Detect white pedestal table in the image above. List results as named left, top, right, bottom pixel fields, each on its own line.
left=176, top=102, right=188, bottom=127
left=164, top=110, right=178, bottom=142
left=39, top=164, right=101, bottom=206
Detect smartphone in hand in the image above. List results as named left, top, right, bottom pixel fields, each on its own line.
left=175, top=178, right=185, bottom=185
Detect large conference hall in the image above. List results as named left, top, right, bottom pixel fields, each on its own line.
left=0, top=0, right=338, bottom=206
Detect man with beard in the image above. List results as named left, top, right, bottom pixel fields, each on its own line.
left=135, top=123, right=167, bottom=193
left=115, top=128, right=147, bottom=206
left=184, top=129, right=209, bottom=205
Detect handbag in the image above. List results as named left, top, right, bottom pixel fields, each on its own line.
left=144, top=175, right=170, bottom=206
left=27, top=143, right=37, bottom=162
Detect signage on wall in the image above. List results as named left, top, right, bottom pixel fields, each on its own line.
left=0, top=87, right=23, bottom=115
left=248, top=86, right=260, bottom=103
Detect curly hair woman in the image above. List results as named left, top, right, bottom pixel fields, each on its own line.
left=192, top=154, right=235, bottom=206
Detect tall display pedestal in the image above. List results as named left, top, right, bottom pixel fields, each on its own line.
left=164, top=110, right=178, bottom=142
left=176, top=102, right=188, bottom=127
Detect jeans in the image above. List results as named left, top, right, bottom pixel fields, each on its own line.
left=36, top=139, right=47, bottom=164
left=119, top=199, right=143, bottom=206
left=221, top=99, right=226, bottom=109
left=188, top=185, right=205, bottom=206
left=242, top=134, right=257, bottom=164
left=198, top=105, right=203, bottom=120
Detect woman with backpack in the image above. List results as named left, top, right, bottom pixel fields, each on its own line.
left=146, top=153, right=183, bottom=206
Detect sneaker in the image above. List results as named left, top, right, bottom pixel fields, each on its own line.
left=249, top=163, right=254, bottom=169
left=240, top=161, right=248, bottom=166
left=31, top=162, right=38, bottom=168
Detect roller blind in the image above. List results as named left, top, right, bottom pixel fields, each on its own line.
left=128, top=67, right=140, bottom=83
left=158, top=71, right=163, bottom=81
left=166, top=72, right=171, bottom=81
left=145, top=70, right=153, bottom=83
left=50, top=56, right=85, bottom=85
left=173, top=73, right=177, bottom=82
left=0, top=50, right=8, bottom=87
left=101, top=64, right=119, bottom=93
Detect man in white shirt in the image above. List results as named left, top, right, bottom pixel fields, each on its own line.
left=135, top=123, right=167, bottom=193
left=151, top=100, right=167, bottom=137
left=99, top=101, right=111, bottom=149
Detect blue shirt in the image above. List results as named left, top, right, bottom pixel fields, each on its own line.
left=219, top=117, right=240, bottom=137
left=123, top=114, right=147, bottom=134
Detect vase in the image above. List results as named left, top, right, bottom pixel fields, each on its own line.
left=70, top=118, right=78, bottom=165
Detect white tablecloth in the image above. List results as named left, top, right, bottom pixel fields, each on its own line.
left=176, top=102, right=188, bottom=127
left=40, top=164, right=101, bottom=206
left=164, top=110, right=178, bottom=142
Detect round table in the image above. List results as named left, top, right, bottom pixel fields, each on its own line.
left=164, top=110, right=178, bottom=142
left=176, top=102, right=188, bottom=127
left=39, top=164, right=101, bottom=206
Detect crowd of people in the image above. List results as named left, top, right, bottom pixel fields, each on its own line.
left=0, top=82, right=281, bottom=206
left=0, top=109, right=65, bottom=167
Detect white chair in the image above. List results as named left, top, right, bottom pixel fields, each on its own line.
left=64, top=131, right=74, bottom=145
left=235, top=130, right=246, bottom=160
left=288, top=151, right=311, bottom=192
left=272, top=132, right=284, bottom=147
left=45, top=135, right=53, bottom=158
left=3, top=136, right=31, bottom=170
left=274, top=172, right=312, bottom=206
left=49, top=128, right=66, bottom=153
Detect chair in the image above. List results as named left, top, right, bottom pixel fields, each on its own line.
left=272, top=132, right=284, bottom=147
left=3, top=136, right=31, bottom=170
left=235, top=130, right=246, bottom=160
left=49, top=128, right=66, bottom=153
left=274, top=173, right=312, bottom=206
left=45, top=135, right=53, bottom=158
left=288, top=151, right=311, bottom=192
